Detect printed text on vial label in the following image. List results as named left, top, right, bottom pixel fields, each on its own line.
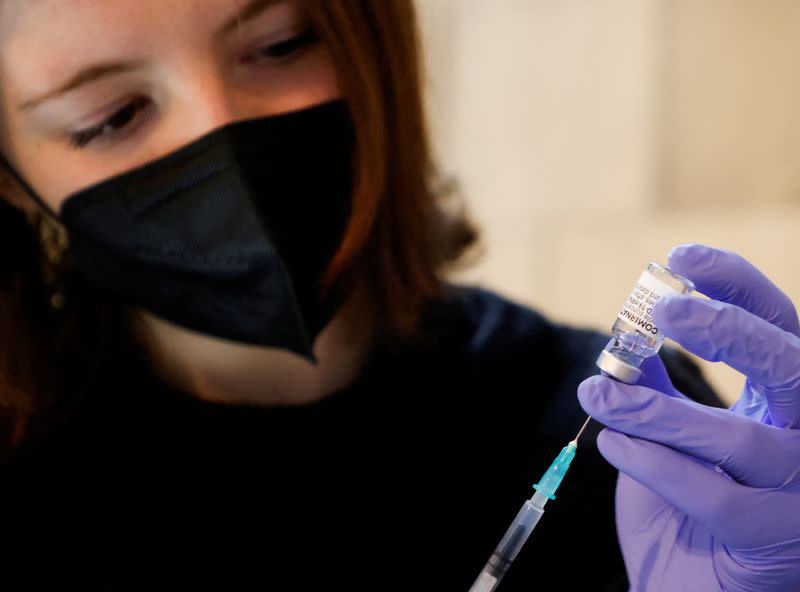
left=617, top=272, right=676, bottom=338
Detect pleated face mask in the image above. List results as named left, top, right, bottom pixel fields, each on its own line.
left=5, top=100, right=356, bottom=360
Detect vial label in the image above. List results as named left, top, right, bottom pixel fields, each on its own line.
left=617, top=271, right=679, bottom=339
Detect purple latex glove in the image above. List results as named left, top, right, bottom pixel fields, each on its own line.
left=578, top=244, right=800, bottom=592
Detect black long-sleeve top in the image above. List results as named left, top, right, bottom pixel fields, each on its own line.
left=0, top=286, right=720, bottom=590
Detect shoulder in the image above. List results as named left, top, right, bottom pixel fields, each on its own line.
left=438, top=285, right=608, bottom=369
left=420, top=285, right=722, bottom=435
left=415, top=286, right=608, bottom=437
left=430, top=284, right=608, bottom=359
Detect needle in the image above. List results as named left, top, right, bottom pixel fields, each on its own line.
left=570, top=416, right=592, bottom=446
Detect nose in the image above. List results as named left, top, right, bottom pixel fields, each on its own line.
left=166, top=69, right=250, bottom=147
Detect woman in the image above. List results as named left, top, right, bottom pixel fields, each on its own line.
left=1, top=1, right=798, bottom=590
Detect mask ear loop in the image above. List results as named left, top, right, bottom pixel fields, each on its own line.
left=0, top=153, right=60, bottom=219
left=0, top=152, right=69, bottom=310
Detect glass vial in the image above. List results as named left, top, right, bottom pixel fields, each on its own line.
left=596, top=262, right=694, bottom=383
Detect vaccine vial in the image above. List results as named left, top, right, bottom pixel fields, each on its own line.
left=596, top=262, right=694, bottom=383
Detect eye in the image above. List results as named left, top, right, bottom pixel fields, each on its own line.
left=67, top=96, right=152, bottom=150
left=245, top=27, right=320, bottom=64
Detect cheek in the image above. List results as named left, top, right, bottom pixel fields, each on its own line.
left=10, top=138, right=109, bottom=213
left=257, top=47, right=342, bottom=114
left=0, top=99, right=94, bottom=213
left=305, top=47, right=342, bottom=101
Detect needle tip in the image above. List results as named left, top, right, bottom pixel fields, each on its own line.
left=573, top=416, right=592, bottom=445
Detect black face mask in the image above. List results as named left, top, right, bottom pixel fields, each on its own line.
left=3, top=100, right=355, bottom=360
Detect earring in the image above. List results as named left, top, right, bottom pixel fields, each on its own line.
left=36, top=213, right=68, bottom=310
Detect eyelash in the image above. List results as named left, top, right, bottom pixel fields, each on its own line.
left=249, top=27, right=319, bottom=62
left=68, top=96, right=151, bottom=150
left=66, top=27, right=320, bottom=150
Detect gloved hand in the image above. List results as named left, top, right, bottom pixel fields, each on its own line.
left=578, top=244, right=800, bottom=592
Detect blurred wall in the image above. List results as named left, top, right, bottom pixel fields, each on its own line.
left=416, top=0, right=800, bottom=403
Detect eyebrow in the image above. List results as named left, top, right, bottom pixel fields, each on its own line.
left=217, top=0, right=283, bottom=37
left=18, top=0, right=283, bottom=112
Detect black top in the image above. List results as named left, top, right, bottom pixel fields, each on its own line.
left=0, top=287, right=720, bottom=591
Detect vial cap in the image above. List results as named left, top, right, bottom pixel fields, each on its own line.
left=596, top=350, right=641, bottom=384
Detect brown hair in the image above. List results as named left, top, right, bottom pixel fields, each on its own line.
left=0, top=0, right=477, bottom=457
left=309, top=0, right=477, bottom=327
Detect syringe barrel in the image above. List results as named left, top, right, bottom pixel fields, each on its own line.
left=468, top=498, right=546, bottom=592
left=469, top=440, right=575, bottom=592
left=495, top=499, right=544, bottom=563
left=489, top=499, right=545, bottom=575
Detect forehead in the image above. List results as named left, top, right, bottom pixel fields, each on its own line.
left=0, top=0, right=257, bottom=114
left=0, top=0, right=243, bottom=87
left=1, top=0, right=243, bottom=30
left=0, top=0, right=243, bottom=40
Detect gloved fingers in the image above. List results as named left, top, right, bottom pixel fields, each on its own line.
left=653, top=294, right=800, bottom=428
left=595, top=429, right=757, bottom=546
left=667, top=244, right=800, bottom=337
left=729, top=381, right=770, bottom=421
left=598, top=429, right=800, bottom=550
left=600, top=337, right=686, bottom=399
left=612, top=472, right=679, bottom=542
left=578, top=375, right=800, bottom=488
left=636, top=352, right=687, bottom=400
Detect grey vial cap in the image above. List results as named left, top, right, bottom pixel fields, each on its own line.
left=596, top=350, right=641, bottom=384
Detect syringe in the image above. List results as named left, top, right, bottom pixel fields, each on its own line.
left=467, top=417, right=592, bottom=592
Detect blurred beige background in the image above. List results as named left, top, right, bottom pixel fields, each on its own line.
left=416, top=0, right=800, bottom=404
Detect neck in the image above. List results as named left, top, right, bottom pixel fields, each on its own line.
left=129, top=287, right=376, bottom=407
